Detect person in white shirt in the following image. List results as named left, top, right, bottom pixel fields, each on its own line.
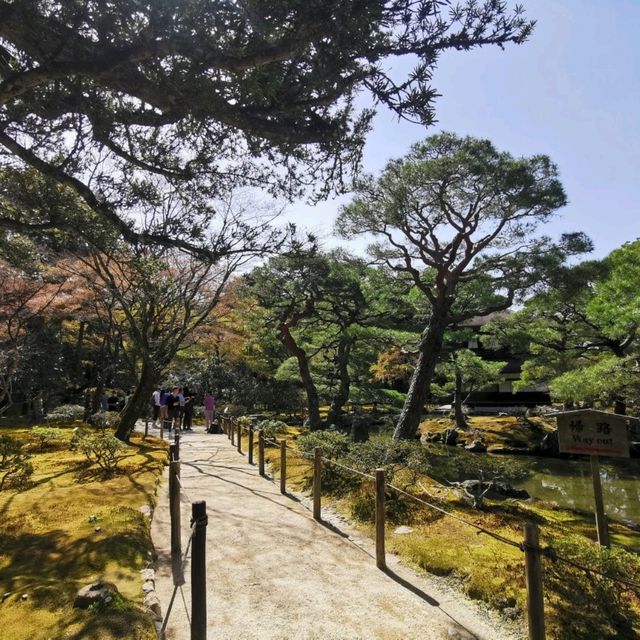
left=151, top=389, right=161, bottom=427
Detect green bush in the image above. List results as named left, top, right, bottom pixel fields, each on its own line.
left=0, top=435, right=34, bottom=490
left=90, top=411, right=119, bottom=429
left=30, top=426, right=68, bottom=450
left=296, top=429, right=351, bottom=460
left=46, top=404, right=85, bottom=424
left=72, top=428, right=127, bottom=476
left=544, top=536, right=640, bottom=640
left=259, top=419, right=289, bottom=440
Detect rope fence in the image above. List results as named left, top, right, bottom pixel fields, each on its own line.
left=219, top=414, right=640, bottom=640
left=160, top=435, right=208, bottom=640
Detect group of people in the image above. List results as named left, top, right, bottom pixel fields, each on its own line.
left=150, top=388, right=217, bottom=433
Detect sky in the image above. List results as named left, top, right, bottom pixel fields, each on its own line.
left=285, top=0, right=640, bottom=260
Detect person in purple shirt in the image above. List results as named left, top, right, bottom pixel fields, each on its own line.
left=203, top=391, right=215, bottom=432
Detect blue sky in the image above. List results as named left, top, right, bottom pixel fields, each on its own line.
left=287, top=0, right=640, bottom=260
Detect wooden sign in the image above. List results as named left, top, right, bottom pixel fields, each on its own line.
left=556, top=411, right=629, bottom=458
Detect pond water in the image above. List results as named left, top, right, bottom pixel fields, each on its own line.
left=427, top=446, right=640, bottom=524
left=514, top=456, right=640, bottom=525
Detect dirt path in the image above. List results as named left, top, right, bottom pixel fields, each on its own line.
left=149, top=429, right=524, bottom=640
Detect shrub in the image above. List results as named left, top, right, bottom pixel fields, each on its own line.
left=236, top=416, right=252, bottom=429
left=30, top=427, right=68, bottom=450
left=0, top=435, right=34, bottom=490
left=296, top=429, right=351, bottom=460
left=90, top=412, right=119, bottom=430
left=259, top=419, right=289, bottom=440
left=72, top=428, right=127, bottom=476
left=218, top=404, right=247, bottom=416
left=46, top=404, right=85, bottom=424
left=544, top=536, right=640, bottom=640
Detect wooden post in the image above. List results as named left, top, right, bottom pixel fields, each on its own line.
left=191, top=501, right=207, bottom=640
left=160, top=419, right=164, bottom=440
left=230, top=420, right=235, bottom=445
left=248, top=426, right=254, bottom=465
left=375, top=468, right=386, bottom=569
left=523, top=522, right=546, bottom=640
left=313, top=447, right=322, bottom=521
left=590, top=455, right=610, bottom=547
left=144, top=413, right=149, bottom=438
left=236, top=421, right=242, bottom=454
left=280, top=440, right=287, bottom=494
left=258, top=429, right=265, bottom=476
left=174, top=432, right=180, bottom=461
left=169, top=445, right=181, bottom=558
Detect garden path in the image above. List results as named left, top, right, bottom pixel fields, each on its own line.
left=148, top=428, right=523, bottom=640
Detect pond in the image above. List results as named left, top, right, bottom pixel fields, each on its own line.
left=426, top=446, right=640, bottom=524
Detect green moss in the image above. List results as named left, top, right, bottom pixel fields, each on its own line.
left=0, top=427, right=167, bottom=640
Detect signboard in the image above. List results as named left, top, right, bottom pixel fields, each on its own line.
left=557, top=411, right=629, bottom=458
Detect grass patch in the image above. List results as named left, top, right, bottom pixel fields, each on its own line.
left=0, top=425, right=167, bottom=640
left=420, top=415, right=554, bottom=449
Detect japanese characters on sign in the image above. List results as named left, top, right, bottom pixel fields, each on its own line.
left=557, top=412, right=629, bottom=458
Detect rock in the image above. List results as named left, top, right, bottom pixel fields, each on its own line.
left=139, top=568, right=155, bottom=582
left=2, top=592, right=11, bottom=602
left=94, top=526, right=101, bottom=532
left=537, top=430, right=559, bottom=456
left=393, top=526, right=414, bottom=535
left=139, top=505, right=152, bottom=518
left=74, top=581, right=119, bottom=609
left=421, top=432, right=442, bottom=444
left=503, top=606, right=520, bottom=620
left=443, top=428, right=458, bottom=446
left=144, top=592, right=162, bottom=619
left=21, top=594, right=28, bottom=601
left=142, top=580, right=155, bottom=593
left=455, top=479, right=530, bottom=500
left=465, top=440, right=487, bottom=453
left=486, top=445, right=532, bottom=456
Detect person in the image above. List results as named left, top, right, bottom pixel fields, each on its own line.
left=182, top=392, right=194, bottom=431
left=100, top=394, right=109, bottom=411
left=177, top=387, right=186, bottom=429
left=107, top=393, right=119, bottom=412
left=151, top=388, right=161, bottom=427
left=203, top=391, right=215, bottom=432
left=165, top=387, right=181, bottom=432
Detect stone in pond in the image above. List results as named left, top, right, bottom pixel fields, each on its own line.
left=465, top=440, right=487, bottom=453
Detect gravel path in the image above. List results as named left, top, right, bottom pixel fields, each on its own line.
left=148, top=429, right=524, bottom=640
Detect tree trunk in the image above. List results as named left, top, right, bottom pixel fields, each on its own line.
left=453, top=370, right=468, bottom=429
left=114, top=361, right=157, bottom=441
left=279, top=325, right=322, bottom=430
left=393, top=308, right=449, bottom=441
left=326, top=337, right=352, bottom=427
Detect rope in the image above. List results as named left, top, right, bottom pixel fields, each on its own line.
left=321, top=457, right=376, bottom=481
left=174, top=473, right=194, bottom=505
left=263, top=437, right=279, bottom=446
left=549, top=551, right=640, bottom=591
left=317, top=453, right=520, bottom=548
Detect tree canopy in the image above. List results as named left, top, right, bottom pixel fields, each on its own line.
left=0, top=0, right=533, bottom=256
